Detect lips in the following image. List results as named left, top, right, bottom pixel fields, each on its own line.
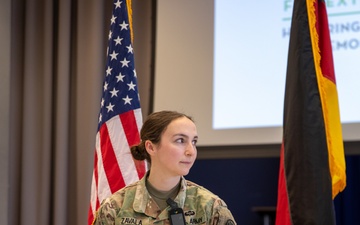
left=180, top=161, right=193, bottom=165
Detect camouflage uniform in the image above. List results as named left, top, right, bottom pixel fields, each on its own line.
left=92, top=173, right=236, bottom=225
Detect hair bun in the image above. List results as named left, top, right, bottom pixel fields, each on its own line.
left=130, top=145, right=146, bottom=161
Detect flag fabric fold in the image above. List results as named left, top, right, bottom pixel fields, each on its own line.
left=88, top=0, right=147, bottom=224
left=275, top=0, right=346, bottom=224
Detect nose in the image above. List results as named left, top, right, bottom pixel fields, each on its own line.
left=185, top=142, right=196, bottom=156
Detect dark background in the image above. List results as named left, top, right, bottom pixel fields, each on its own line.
left=186, top=155, right=360, bottom=225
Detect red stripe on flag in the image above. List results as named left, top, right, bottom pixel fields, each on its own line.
left=88, top=150, right=99, bottom=225
left=119, top=110, right=140, bottom=147
left=93, top=149, right=99, bottom=196
left=134, top=160, right=147, bottom=179
left=93, top=150, right=101, bottom=209
left=88, top=206, right=94, bottom=225
left=275, top=143, right=291, bottom=225
left=119, top=111, right=147, bottom=179
left=99, top=123, right=126, bottom=193
left=317, top=0, right=336, bottom=84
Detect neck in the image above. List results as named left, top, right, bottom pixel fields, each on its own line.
left=147, top=171, right=181, bottom=191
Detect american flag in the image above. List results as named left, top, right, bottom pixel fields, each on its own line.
left=88, top=0, right=147, bottom=224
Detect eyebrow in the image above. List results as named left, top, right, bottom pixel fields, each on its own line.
left=173, top=133, right=198, bottom=139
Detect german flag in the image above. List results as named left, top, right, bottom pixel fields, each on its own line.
left=275, top=1, right=346, bottom=224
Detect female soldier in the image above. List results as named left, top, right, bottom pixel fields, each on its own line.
left=93, top=110, right=236, bottom=225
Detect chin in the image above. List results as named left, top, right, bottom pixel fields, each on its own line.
left=181, top=169, right=191, bottom=176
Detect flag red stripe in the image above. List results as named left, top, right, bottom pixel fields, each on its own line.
left=134, top=160, right=147, bottom=179
left=99, top=123, right=126, bottom=193
left=88, top=205, right=94, bottom=225
left=119, top=110, right=140, bottom=147
left=317, top=0, right=336, bottom=84
left=93, top=150, right=101, bottom=209
left=93, top=149, right=99, bottom=196
left=275, top=143, right=291, bottom=225
left=88, top=150, right=100, bottom=225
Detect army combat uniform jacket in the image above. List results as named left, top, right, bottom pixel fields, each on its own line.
left=92, top=174, right=236, bottom=225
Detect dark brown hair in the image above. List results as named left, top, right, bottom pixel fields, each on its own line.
left=130, top=110, right=193, bottom=164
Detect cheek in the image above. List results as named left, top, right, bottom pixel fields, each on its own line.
left=158, top=144, right=180, bottom=158
left=165, top=145, right=184, bottom=158
left=169, top=147, right=183, bottom=157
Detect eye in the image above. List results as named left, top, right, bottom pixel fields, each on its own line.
left=192, top=139, right=198, bottom=146
left=175, top=138, right=185, bottom=143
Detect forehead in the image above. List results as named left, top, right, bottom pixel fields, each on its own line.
left=163, top=117, right=197, bottom=136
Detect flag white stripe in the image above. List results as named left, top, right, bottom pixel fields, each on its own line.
left=134, top=108, right=148, bottom=171
left=96, top=131, right=112, bottom=203
left=89, top=171, right=97, bottom=216
left=134, top=108, right=143, bottom=133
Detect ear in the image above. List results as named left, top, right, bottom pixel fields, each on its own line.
left=145, top=140, right=156, bottom=156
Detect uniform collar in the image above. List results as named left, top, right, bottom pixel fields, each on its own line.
left=132, top=171, right=188, bottom=219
